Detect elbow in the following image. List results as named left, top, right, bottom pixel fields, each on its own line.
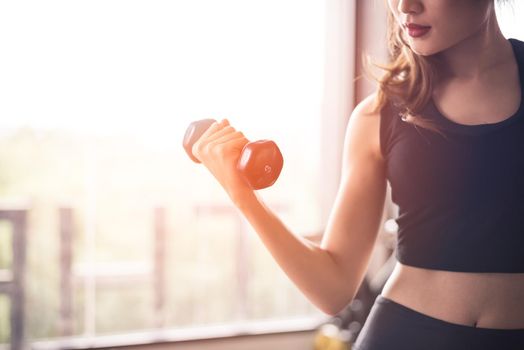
left=325, top=303, right=350, bottom=317
left=320, top=304, right=348, bottom=317
left=317, top=294, right=356, bottom=317
left=311, top=252, right=362, bottom=316
left=320, top=307, right=341, bottom=317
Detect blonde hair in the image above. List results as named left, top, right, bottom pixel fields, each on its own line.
left=367, top=7, right=445, bottom=135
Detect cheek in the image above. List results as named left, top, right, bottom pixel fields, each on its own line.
left=432, top=1, right=490, bottom=41
left=433, top=16, right=486, bottom=50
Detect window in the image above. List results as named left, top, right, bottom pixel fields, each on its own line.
left=0, top=0, right=335, bottom=346
left=496, top=0, right=524, bottom=40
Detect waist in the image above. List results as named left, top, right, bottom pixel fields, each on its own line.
left=380, top=262, right=524, bottom=329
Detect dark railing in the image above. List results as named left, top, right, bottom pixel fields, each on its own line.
left=58, top=207, right=73, bottom=336
left=57, top=202, right=290, bottom=339
left=153, top=206, right=167, bottom=329
left=58, top=206, right=169, bottom=335
left=55, top=202, right=293, bottom=337
left=2, top=201, right=318, bottom=349
left=0, top=204, right=28, bottom=350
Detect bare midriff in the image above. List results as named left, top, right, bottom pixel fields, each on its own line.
left=380, top=262, right=524, bottom=329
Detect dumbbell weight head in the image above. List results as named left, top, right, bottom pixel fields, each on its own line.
left=182, top=118, right=217, bottom=163
left=238, top=140, right=283, bottom=190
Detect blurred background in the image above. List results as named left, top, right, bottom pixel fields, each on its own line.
left=0, top=0, right=522, bottom=349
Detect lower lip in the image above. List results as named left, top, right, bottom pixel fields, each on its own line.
left=407, top=27, right=431, bottom=38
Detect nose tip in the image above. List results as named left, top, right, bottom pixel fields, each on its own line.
left=398, top=0, right=423, bottom=15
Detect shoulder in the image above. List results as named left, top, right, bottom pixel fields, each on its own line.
left=352, top=92, right=379, bottom=118
left=343, top=92, right=384, bottom=163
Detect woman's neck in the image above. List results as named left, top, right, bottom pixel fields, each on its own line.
left=433, top=11, right=512, bottom=81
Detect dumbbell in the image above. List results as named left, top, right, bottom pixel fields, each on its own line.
left=183, top=118, right=284, bottom=190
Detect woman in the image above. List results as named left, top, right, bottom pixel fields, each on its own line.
left=191, top=0, right=524, bottom=348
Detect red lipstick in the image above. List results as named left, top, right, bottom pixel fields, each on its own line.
left=405, top=23, right=431, bottom=38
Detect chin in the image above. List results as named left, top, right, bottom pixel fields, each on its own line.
left=412, top=49, right=440, bottom=56
left=402, top=33, right=439, bottom=56
left=408, top=40, right=446, bottom=57
left=410, top=46, right=438, bottom=56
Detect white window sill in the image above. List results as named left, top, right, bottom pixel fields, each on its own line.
left=30, top=316, right=329, bottom=350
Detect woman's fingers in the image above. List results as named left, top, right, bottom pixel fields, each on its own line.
left=203, top=125, right=236, bottom=145
left=203, top=131, right=246, bottom=160
left=212, top=129, right=245, bottom=144
left=209, top=130, right=245, bottom=146
left=202, top=119, right=229, bottom=140
left=192, top=118, right=231, bottom=161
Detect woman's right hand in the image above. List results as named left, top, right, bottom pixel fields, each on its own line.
left=191, top=118, right=254, bottom=203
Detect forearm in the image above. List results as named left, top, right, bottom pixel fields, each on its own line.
left=233, top=191, right=356, bottom=315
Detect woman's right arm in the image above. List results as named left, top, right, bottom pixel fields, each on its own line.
left=193, top=93, right=387, bottom=316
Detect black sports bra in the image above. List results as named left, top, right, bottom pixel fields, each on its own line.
left=380, top=38, right=524, bottom=273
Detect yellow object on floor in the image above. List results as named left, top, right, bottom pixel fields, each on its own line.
left=313, top=323, right=352, bottom=350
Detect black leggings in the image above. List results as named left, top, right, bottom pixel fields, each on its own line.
left=353, top=295, right=524, bottom=350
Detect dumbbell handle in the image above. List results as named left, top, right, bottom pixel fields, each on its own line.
left=183, top=119, right=283, bottom=190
